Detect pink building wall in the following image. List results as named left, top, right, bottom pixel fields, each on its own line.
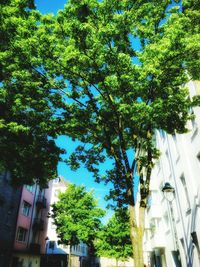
left=13, top=181, right=53, bottom=254
left=14, top=186, right=35, bottom=251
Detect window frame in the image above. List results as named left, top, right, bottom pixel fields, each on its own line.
left=54, top=189, right=61, bottom=197
left=25, top=184, right=34, bottom=193
left=22, top=201, right=31, bottom=217
left=180, top=174, right=191, bottom=211
left=197, top=152, right=200, bottom=162
left=16, top=227, right=27, bottom=242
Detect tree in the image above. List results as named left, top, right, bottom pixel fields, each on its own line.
left=0, top=0, right=66, bottom=185
left=51, top=184, right=105, bottom=266
left=38, top=0, right=199, bottom=266
left=37, top=0, right=200, bottom=265
left=95, top=209, right=132, bottom=267
left=2, top=1, right=198, bottom=263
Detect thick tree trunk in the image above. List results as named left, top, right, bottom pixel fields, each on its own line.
left=129, top=204, right=145, bottom=267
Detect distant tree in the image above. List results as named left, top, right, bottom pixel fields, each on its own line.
left=51, top=184, right=105, bottom=267
left=0, top=0, right=66, bottom=185
left=95, top=210, right=132, bottom=267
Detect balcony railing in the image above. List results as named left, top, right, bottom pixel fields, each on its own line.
left=36, top=195, right=47, bottom=209
left=32, top=218, right=44, bottom=231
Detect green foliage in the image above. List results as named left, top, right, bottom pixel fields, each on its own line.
left=51, top=184, right=105, bottom=246
left=182, top=0, right=200, bottom=79
left=38, top=0, right=199, bottom=207
left=95, top=209, right=132, bottom=261
left=0, top=0, right=66, bottom=185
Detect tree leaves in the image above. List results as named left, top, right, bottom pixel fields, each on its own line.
left=95, top=209, right=132, bottom=261
left=0, top=0, right=66, bottom=185
left=1, top=0, right=199, bottom=208
left=51, top=184, right=105, bottom=246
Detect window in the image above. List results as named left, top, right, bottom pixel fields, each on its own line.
left=25, top=184, right=34, bottom=193
left=197, top=152, right=200, bottom=162
left=164, top=213, right=169, bottom=230
left=49, top=241, right=55, bottom=250
left=194, top=81, right=200, bottom=95
left=180, top=174, right=190, bottom=210
left=160, top=129, right=166, bottom=139
left=157, top=160, right=161, bottom=175
left=147, top=195, right=152, bottom=208
left=150, top=219, right=156, bottom=237
left=22, top=201, right=31, bottom=216
left=62, top=244, right=68, bottom=249
left=16, top=227, right=27, bottom=242
left=172, top=135, right=180, bottom=160
left=81, top=246, right=86, bottom=254
left=51, top=222, right=56, bottom=229
left=171, top=251, right=182, bottom=267
left=54, top=189, right=60, bottom=197
left=164, top=151, right=171, bottom=177
left=54, top=177, right=60, bottom=184
left=191, top=232, right=200, bottom=257
left=188, top=107, right=197, bottom=131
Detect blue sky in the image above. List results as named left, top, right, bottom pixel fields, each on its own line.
left=35, top=0, right=67, bottom=14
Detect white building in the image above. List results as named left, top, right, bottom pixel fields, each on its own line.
left=143, top=81, right=200, bottom=267
left=46, top=177, right=88, bottom=267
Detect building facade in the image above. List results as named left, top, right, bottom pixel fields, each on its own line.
left=143, top=81, right=200, bottom=267
left=11, top=182, right=52, bottom=267
left=0, top=171, right=22, bottom=267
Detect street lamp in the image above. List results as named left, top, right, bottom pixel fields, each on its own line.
left=162, top=182, right=182, bottom=267
left=162, top=182, right=175, bottom=202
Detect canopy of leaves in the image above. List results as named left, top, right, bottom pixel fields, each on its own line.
left=1, top=0, right=199, bottom=198
left=37, top=0, right=199, bottom=206
left=0, top=0, right=67, bottom=185
left=95, top=209, right=132, bottom=261
left=51, top=184, right=105, bottom=246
